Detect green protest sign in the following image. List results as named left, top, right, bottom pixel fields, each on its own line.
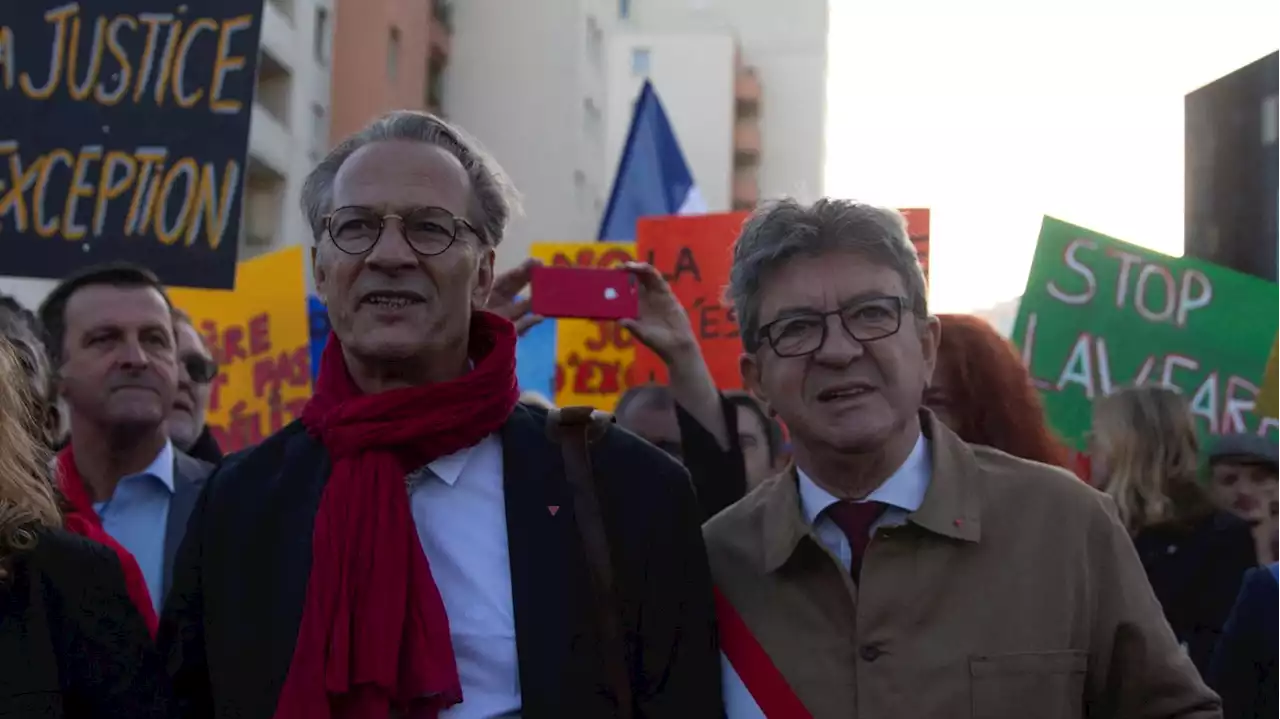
left=1012, top=217, right=1279, bottom=449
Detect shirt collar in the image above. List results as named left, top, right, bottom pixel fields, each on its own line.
left=131, top=440, right=177, bottom=494
left=796, top=433, right=931, bottom=526
left=426, top=443, right=477, bottom=487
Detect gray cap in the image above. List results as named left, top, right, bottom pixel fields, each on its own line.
left=1208, top=433, right=1279, bottom=468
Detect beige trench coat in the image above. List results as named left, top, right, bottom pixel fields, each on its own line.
left=704, top=413, right=1221, bottom=719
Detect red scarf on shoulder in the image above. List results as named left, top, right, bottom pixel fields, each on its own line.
left=273, top=311, right=520, bottom=719
left=55, top=447, right=159, bottom=636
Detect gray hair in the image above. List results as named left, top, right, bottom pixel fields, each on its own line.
left=301, top=110, right=520, bottom=246
left=726, top=198, right=928, bottom=351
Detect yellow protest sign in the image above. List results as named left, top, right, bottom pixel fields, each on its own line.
left=168, top=247, right=312, bottom=453
left=1258, top=337, right=1279, bottom=420
left=529, top=242, right=637, bottom=411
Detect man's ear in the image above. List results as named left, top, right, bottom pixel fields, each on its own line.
left=741, top=352, right=771, bottom=416
left=472, top=247, right=497, bottom=309
left=312, top=244, right=328, bottom=302
left=919, top=314, right=942, bottom=386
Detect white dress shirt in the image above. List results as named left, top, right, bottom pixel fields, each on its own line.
left=407, top=434, right=521, bottom=718
left=796, top=434, right=932, bottom=571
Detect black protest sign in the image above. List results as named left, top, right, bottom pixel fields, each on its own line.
left=0, top=1, right=263, bottom=289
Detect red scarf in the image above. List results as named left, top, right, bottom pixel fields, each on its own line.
left=273, top=311, right=520, bottom=719
left=55, top=447, right=159, bottom=636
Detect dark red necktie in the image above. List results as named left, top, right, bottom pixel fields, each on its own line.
left=826, top=501, right=887, bottom=578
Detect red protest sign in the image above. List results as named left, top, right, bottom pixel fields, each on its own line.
left=634, top=212, right=750, bottom=390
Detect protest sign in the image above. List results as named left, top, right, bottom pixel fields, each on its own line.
left=529, top=242, right=638, bottom=410
left=307, top=295, right=329, bottom=384
left=1258, top=337, right=1278, bottom=420
left=169, top=247, right=311, bottom=453
left=632, top=212, right=748, bottom=389
left=900, top=208, right=931, bottom=286
left=1012, top=216, right=1279, bottom=448
left=0, top=1, right=263, bottom=289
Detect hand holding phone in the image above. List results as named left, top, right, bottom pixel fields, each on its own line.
left=530, top=266, right=639, bottom=320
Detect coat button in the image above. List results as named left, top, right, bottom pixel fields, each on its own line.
left=859, top=644, right=885, bottom=662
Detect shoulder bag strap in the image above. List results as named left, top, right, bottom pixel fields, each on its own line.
left=546, top=406, right=634, bottom=719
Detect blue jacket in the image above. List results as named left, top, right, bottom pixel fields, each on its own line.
left=1209, top=563, right=1278, bottom=719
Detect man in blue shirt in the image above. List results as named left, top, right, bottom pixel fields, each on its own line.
left=39, top=263, right=212, bottom=614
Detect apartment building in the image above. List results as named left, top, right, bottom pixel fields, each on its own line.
left=448, top=0, right=826, bottom=272
left=446, top=0, right=620, bottom=272
left=237, top=0, right=336, bottom=262
left=329, top=0, right=454, bottom=145
left=619, top=0, right=828, bottom=204
left=604, top=34, right=763, bottom=214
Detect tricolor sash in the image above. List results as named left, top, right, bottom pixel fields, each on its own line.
left=715, top=587, right=813, bottom=719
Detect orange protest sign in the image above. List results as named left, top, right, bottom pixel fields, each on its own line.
left=634, top=212, right=750, bottom=390
left=168, top=247, right=311, bottom=453
left=529, top=241, right=639, bottom=411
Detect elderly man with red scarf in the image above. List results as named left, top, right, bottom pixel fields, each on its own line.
left=159, top=110, right=721, bottom=719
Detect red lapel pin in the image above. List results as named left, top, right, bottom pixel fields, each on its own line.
left=547, top=505, right=560, bottom=516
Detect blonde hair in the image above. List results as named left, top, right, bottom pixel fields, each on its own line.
left=0, top=338, right=61, bottom=580
left=1092, top=384, right=1209, bottom=533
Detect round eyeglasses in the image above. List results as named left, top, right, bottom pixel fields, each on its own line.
left=322, top=205, right=478, bottom=256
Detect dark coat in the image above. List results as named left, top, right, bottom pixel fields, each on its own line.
left=1134, top=510, right=1259, bottom=675
left=0, top=528, right=172, bottom=718
left=159, top=402, right=721, bottom=718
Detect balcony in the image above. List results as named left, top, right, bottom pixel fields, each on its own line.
left=239, top=158, right=287, bottom=258
left=733, top=118, right=761, bottom=163
left=732, top=166, right=759, bottom=210
left=430, top=1, right=452, bottom=65
left=255, top=49, right=293, bottom=126
left=248, top=103, right=291, bottom=176
left=735, top=66, right=761, bottom=104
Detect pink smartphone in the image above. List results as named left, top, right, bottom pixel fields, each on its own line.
left=530, top=266, right=639, bottom=320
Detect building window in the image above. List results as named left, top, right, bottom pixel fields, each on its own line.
left=618, top=0, right=631, bottom=20
left=313, top=7, right=329, bottom=64
left=387, top=26, right=401, bottom=81
left=631, top=47, right=650, bottom=76
left=1264, top=94, right=1278, bottom=147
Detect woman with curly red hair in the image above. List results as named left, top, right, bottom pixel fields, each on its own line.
left=924, top=313, right=1072, bottom=469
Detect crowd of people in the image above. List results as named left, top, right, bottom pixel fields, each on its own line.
left=0, top=109, right=1276, bottom=718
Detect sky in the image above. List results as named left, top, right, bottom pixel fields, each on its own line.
left=823, top=0, right=1279, bottom=314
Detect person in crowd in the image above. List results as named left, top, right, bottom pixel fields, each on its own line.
left=615, top=382, right=784, bottom=496
left=1205, top=433, right=1278, bottom=564
left=160, top=110, right=720, bottom=718
left=37, top=265, right=214, bottom=630
left=1, top=293, right=61, bottom=448
left=169, top=310, right=223, bottom=464
left=1091, top=384, right=1258, bottom=676
left=705, top=198, right=1219, bottom=718
left=925, top=313, right=1072, bottom=468
left=615, top=261, right=788, bottom=517
left=0, top=338, right=172, bottom=718
left=1209, top=562, right=1278, bottom=719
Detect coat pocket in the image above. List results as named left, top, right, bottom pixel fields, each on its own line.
left=969, top=651, right=1087, bottom=719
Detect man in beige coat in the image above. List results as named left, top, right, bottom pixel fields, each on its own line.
left=706, top=198, right=1221, bottom=719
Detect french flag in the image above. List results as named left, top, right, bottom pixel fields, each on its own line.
left=598, top=79, right=705, bottom=241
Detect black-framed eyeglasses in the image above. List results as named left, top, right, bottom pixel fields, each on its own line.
left=181, top=353, right=219, bottom=384
left=757, top=295, right=909, bottom=358
left=322, top=205, right=478, bottom=256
